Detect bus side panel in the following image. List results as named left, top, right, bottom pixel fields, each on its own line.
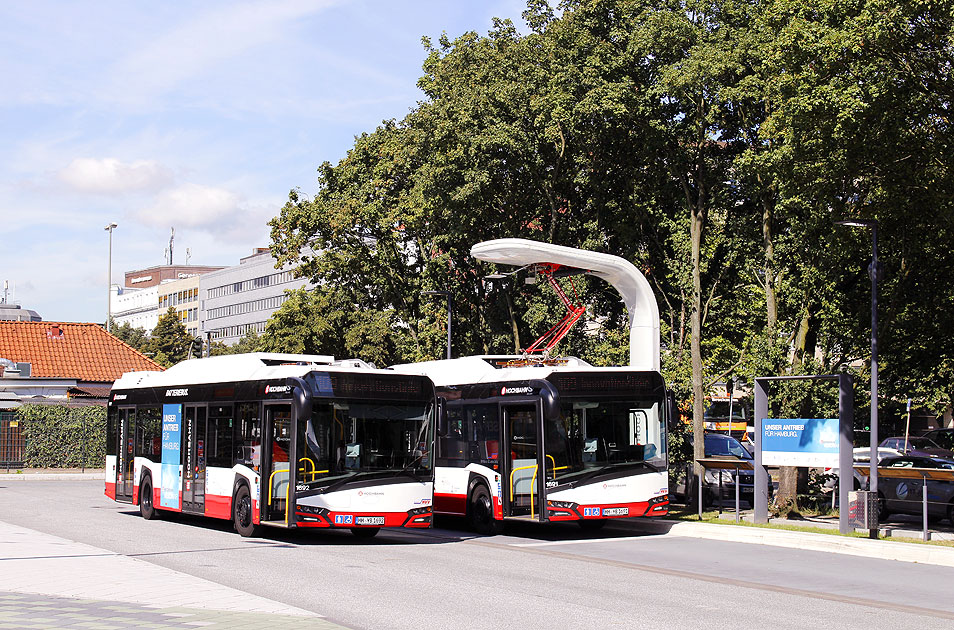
left=134, top=459, right=160, bottom=508
left=434, top=465, right=500, bottom=517
left=204, top=466, right=236, bottom=520
left=104, top=455, right=117, bottom=500
left=231, top=465, right=260, bottom=525
left=434, top=467, right=470, bottom=515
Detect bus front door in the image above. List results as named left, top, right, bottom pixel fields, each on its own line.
left=503, top=403, right=545, bottom=519
left=262, top=404, right=292, bottom=523
left=182, top=405, right=207, bottom=514
left=116, top=408, right=135, bottom=502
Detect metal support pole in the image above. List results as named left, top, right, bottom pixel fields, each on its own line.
left=754, top=378, right=770, bottom=524
left=838, top=373, right=854, bottom=534
left=735, top=464, right=740, bottom=522
left=698, top=470, right=703, bottom=520
left=718, top=473, right=723, bottom=514
left=922, top=473, right=929, bottom=542
left=869, top=224, right=879, bottom=539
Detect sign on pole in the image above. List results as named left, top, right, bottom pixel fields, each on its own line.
left=160, top=403, right=182, bottom=509
left=760, top=417, right=839, bottom=467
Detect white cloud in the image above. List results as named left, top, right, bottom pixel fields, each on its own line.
left=58, top=158, right=173, bottom=194
left=138, top=183, right=242, bottom=229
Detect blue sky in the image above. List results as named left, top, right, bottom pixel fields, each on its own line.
left=1, top=0, right=526, bottom=324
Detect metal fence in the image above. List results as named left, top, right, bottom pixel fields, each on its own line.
left=0, top=411, right=25, bottom=469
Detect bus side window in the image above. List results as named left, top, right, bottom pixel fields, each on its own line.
left=208, top=405, right=233, bottom=468
left=235, top=402, right=260, bottom=468
left=438, top=406, right=467, bottom=465
left=136, top=406, right=162, bottom=458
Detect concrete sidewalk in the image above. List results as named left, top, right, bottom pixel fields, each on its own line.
left=0, top=520, right=348, bottom=629
left=0, top=468, right=103, bottom=481
left=627, top=517, right=954, bottom=567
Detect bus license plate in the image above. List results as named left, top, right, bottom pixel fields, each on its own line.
left=356, top=516, right=385, bottom=525
left=602, top=507, right=629, bottom=516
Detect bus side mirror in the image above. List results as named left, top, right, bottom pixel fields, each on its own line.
left=436, top=398, right=447, bottom=437
left=666, top=390, right=679, bottom=430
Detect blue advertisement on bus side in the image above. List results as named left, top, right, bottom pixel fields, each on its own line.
left=760, top=417, right=839, bottom=467
left=160, top=404, right=182, bottom=509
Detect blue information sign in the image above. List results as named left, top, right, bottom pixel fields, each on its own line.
left=160, top=404, right=182, bottom=509
left=761, top=417, right=839, bottom=467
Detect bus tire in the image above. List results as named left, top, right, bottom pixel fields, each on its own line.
left=140, top=476, right=159, bottom=520
left=233, top=485, right=261, bottom=538
left=350, top=527, right=380, bottom=539
left=469, top=485, right=502, bottom=535
left=578, top=519, right=606, bottom=531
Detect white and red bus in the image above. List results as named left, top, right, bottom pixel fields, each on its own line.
left=393, top=239, right=674, bottom=533
left=106, top=353, right=435, bottom=538
left=393, top=356, right=671, bottom=533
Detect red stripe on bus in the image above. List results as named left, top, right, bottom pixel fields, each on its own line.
left=434, top=492, right=467, bottom=515
left=204, top=494, right=232, bottom=520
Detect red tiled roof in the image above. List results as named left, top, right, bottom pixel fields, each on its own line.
left=0, top=321, right=163, bottom=382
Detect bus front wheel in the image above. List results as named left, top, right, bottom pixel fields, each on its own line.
left=139, top=477, right=159, bottom=520
left=469, top=485, right=502, bottom=535
left=233, top=485, right=262, bottom=537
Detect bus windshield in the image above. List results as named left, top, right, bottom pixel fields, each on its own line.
left=548, top=398, right=666, bottom=482
left=297, top=400, right=432, bottom=488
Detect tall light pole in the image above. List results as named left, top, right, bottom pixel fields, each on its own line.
left=422, top=290, right=452, bottom=359
left=105, top=222, right=118, bottom=332
left=836, top=218, right=879, bottom=538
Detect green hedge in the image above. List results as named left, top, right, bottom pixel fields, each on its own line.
left=17, top=404, right=106, bottom=468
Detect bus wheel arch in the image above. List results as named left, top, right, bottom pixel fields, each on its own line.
left=468, top=482, right=502, bottom=535
left=233, top=482, right=261, bottom=537
left=139, top=473, right=159, bottom=520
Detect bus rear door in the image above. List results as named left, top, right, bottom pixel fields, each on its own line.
left=116, top=407, right=135, bottom=502
left=182, top=405, right=207, bottom=514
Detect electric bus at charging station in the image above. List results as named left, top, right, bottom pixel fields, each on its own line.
left=105, top=353, right=436, bottom=538
left=392, top=239, right=674, bottom=533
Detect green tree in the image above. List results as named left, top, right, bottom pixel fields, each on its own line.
left=145, top=307, right=193, bottom=367
left=107, top=319, right=149, bottom=353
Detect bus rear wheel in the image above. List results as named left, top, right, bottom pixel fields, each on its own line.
left=469, top=485, right=502, bottom=535
left=350, top=527, right=381, bottom=539
left=233, top=485, right=262, bottom=538
left=139, top=477, right=159, bottom=520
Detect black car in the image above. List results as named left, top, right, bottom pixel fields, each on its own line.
left=671, top=433, right=771, bottom=507
left=876, top=455, right=954, bottom=523
left=921, top=428, right=954, bottom=452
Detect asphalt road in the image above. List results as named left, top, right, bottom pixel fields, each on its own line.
left=2, top=479, right=953, bottom=630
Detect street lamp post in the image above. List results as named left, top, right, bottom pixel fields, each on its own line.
left=422, top=290, right=452, bottom=360
left=836, top=218, right=879, bottom=538
left=104, top=222, right=118, bottom=333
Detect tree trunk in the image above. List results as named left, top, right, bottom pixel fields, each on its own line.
left=762, top=195, right=778, bottom=336
left=691, top=201, right=706, bottom=483
left=504, top=291, right=521, bottom=354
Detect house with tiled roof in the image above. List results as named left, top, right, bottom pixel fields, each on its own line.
left=0, top=321, right=163, bottom=405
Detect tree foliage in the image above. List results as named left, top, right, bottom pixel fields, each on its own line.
left=269, top=0, right=954, bottom=426
left=144, top=307, right=195, bottom=367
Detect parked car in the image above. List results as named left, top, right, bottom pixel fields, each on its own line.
left=670, top=432, right=772, bottom=507
left=879, top=436, right=954, bottom=458
left=921, top=428, right=954, bottom=451
left=876, top=455, right=954, bottom=523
